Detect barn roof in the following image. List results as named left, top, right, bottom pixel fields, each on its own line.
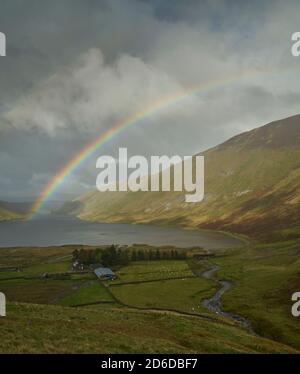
left=94, top=267, right=115, bottom=278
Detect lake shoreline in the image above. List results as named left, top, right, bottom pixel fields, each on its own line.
left=74, top=214, right=249, bottom=246
left=0, top=214, right=245, bottom=249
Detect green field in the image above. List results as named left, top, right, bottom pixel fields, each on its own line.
left=22, top=261, right=71, bottom=276
left=0, top=302, right=297, bottom=353
left=111, top=278, right=215, bottom=314
left=108, top=260, right=215, bottom=314
left=112, top=260, right=194, bottom=283
left=213, top=241, right=300, bottom=350
left=60, top=281, right=114, bottom=306
left=0, top=245, right=99, bottom=268
left=0, top=278, right=79, bottom=304
left=0, top=246, right=105, bottom=306
left=0, top=242, right=300, bottom=353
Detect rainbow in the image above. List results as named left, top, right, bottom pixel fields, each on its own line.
left=27, top=68, right=273, bottom=219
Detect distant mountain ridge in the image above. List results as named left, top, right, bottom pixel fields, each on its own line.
left=0, top=201, right=23, bottom=220
left=62, top=114, right=300, bottom=240
left=220, top=114, right=300, bottom=148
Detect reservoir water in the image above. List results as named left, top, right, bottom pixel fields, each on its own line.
left=0, top=215, right=243, bottom=249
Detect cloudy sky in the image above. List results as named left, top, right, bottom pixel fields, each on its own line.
left=0, top=0, right=300, bottom=201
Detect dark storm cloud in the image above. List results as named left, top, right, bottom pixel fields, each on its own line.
left=141, top=0, right=268, bottom=25
left=1, top=0, right=300, bottom=200
left=0, top=0, right=124, bottom=105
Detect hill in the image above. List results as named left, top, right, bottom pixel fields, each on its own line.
left=65, top=114, right=300, bottom=240
left=0, top=301, right=297, bottom=353
left=1, top=243, right=300, bottom=353
left=0, top=202, right=22, bottom=221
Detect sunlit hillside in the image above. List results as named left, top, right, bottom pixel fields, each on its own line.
left=65, top=115, right=300, bottom=240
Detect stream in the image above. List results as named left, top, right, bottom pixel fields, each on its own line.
left=201, top=263, right=254, bottom=332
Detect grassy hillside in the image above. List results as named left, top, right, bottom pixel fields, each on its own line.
left=1, top=243, right=300, bottom=353
left=0, top=202, right=22, bottom=221
left=213, top=240, right=300, bottom=350
left=70, top=114, right=300, bottom=240
left=1, top=301, right=297, bottom=353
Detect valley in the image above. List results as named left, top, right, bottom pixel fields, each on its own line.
left=63, top=115, right=300, bottom=242
left=0, top=240, right=299, bottom=353
left=1, top=115, right=300, bottom=354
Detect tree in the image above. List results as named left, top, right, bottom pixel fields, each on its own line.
left=148, top=250, right=153, bottom=261
left=100, top=245, right=129, bottom=267
left=131, top=250, right=137, bottom=262
left=137, top=250, right=145, bottom=261
left=72, top=249, right=79, bottom=261
left=155, top=249, right=161, bottom=260
left=95, top=248, right=102, bottom=263
left=78, top=249, right=90, bottom=264
left=119, top=250, right=129, bottom=266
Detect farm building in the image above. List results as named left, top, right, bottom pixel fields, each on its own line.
left=72, top=260, right=84, bottom=271
left=94, top=267, right=116, bottom=280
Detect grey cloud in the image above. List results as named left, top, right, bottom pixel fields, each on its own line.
left=4, top=48, right=182, bottom=135
left=1, top=0, right=300, bottom=200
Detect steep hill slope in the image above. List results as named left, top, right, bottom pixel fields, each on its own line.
left=69, top=115, right=300, bottom=240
